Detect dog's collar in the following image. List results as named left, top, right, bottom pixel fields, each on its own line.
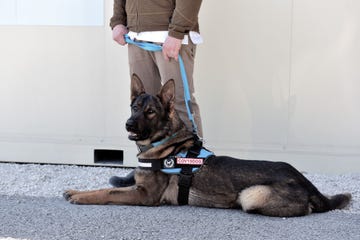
left=137, top=133, right=179, bottom=153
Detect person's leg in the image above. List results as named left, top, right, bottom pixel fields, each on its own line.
left=154, top=41, right=203, bottom=137
left=128, top=44, right=162, bottom=95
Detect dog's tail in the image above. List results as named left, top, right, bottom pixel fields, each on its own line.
left=310, top=192, right=351, bottom=212
left=291, top=167, right=352, bottom=212
left=328, top=193, right=352, bottom=210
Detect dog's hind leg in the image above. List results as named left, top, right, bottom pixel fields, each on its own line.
left=109, top=170, right=136, bottom=187
left=237, top=184, right=311, bottom=217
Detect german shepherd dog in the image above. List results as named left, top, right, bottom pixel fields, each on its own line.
left=64, top=74, right=351, bottom=217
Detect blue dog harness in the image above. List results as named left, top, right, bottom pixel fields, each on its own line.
left=137, top=139, right=214, bottom=205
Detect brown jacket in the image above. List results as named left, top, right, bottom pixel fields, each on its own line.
left=110, top=0, right=202, bottom=39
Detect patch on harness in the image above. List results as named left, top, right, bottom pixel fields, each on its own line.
left=163, top=158, right=175, bottom=168
left=176, top=157, right=204, bottom=165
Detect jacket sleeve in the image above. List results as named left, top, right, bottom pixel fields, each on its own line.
left=109, top=0, right=127, bottom=29
left=168, top=0, right=202, bottom=39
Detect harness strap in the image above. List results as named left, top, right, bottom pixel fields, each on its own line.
left=138, top=156, right=205, bottom=171
left=177, top=137, right=202, bottom=205
left=178, top=166, right=193, bottom=205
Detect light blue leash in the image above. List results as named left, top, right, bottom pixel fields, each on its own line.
left=124, top=34, right=199, bottom=136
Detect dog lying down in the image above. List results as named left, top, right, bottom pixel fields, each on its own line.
left=64, top=74, right=351, bottom=217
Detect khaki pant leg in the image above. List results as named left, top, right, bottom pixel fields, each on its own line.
left=128, top=44, right=162, bottom=95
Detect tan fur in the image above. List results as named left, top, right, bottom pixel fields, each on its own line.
left=238, top=185, right=272, bottom=212
left=160, top=175, right=179, bottom=205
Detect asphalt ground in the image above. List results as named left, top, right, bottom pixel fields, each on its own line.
left=0, top=163, right=359, bottom=240
left=1, top=195, right=359, bottom=240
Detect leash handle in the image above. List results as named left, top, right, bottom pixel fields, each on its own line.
left=124, top=34, right=199, bottom=136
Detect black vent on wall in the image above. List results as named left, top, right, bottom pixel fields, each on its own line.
left=94, top=149, right=123, bottom=165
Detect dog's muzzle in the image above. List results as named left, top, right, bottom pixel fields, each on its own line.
left=125, top=119, right=139, bottom=140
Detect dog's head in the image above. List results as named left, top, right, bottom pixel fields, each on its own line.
left=126, top=74, right=176, bottom=142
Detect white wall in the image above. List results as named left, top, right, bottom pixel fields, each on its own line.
left=0, top=0, right=359, bottom=173
left=197, top=0, right=360, bottom=173
left=0, top=0, right=138, bottom=166
left=0, top=0, right=104, bottom=25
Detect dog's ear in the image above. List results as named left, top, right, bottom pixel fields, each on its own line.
left=159, top=79, right=175, bottom=106
left=130, top=74, right=146, bottom=102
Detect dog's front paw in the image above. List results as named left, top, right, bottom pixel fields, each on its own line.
left=63, top=190, right=80, bottom=203
left=63, top=190, right=100, bottom=204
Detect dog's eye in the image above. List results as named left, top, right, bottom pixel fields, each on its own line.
left=132, top=106, right=139, bottom=112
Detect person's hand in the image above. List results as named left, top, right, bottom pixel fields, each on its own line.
left=162, top=36, right=182, bottom=61
left=112, top=24, right=129, bottom=46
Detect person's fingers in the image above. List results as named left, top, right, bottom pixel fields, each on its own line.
left=112, top=24, right=128, bottom=46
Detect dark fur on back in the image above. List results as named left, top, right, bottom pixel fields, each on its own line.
left=64, top=74, right=351, bottom=217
